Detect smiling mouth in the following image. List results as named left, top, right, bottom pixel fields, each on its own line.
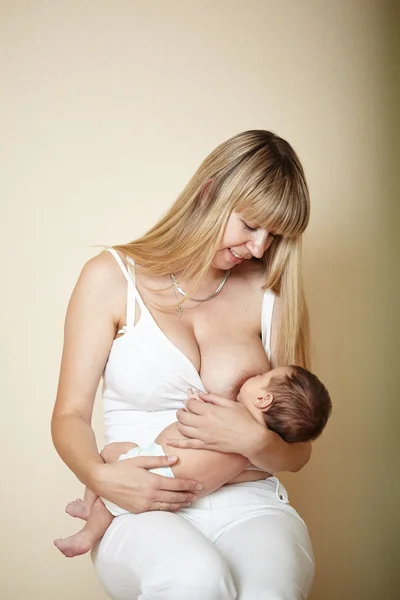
left=230, top=249, right=243, bottom=259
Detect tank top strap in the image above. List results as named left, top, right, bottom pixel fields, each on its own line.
left=106, top=248, right=146, bottom=328
left=261, top=289, right=276, bottom=361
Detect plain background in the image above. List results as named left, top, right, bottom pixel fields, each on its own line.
left=1, top=1, right=399, bottom=599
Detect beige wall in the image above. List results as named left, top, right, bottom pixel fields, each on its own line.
left=1, top=1, right=398, bottom=598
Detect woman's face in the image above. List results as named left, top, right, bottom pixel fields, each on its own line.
left=211, top=210, right=276, bottom=270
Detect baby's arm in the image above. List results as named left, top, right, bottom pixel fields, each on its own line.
left=156, top=392, right=249, bottom=496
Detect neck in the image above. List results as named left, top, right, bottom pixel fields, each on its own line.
left=174, top=267, right=228, bottom=296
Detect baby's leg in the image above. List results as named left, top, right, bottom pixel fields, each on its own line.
left=54, top=497, right=114, bottom=558
left=100, top=441, right=139, bottom=463
left=65, top=487, right=98, bottom=520
left=54, top=442, right=138, bottom=558
left=64, top=443, right=138, bottom=520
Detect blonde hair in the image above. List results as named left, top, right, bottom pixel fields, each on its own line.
left=114, top=130, right=311, bottom=368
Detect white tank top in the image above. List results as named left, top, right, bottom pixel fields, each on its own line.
left=102, top=249, right=275, bottom=447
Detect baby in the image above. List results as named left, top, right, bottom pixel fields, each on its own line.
left=54, top=365, right=331, bottom=557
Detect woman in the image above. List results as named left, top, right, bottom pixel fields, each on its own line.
left=52, top=130, right=314, bottom=599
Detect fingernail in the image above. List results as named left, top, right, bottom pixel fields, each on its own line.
left=168, top=455, right=178, bottom=462
left=195, top=483, right=203, bottom=490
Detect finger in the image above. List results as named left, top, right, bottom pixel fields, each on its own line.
left=129, top=455, right=178, bottom=469
left=198, top=392, right=235, bottom=407
left=177, top=408, right=204, bottom=426
left=174, top=420, right=204, bottom=439
left=176, top=409, right=196, bottom=426
left=164, top=438, right=206, bottom=450
left=176, top=424, right=216, bottom=447
left=155, top=491, right=197, bottom=504
left=182, top=398, right=206, bottom=415
left=186, top=388, right=203, bottom=401
left=152, top=474, right=203, bottom=492
left=177, top=421, right=212, bottom=441
left=158, top=502, right=192, bottom=513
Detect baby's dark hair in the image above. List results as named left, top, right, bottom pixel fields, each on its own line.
left=262, top=366, right=332, bottom=443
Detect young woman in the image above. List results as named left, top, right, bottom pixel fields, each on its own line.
left=52, top=130, right=314, bottom=599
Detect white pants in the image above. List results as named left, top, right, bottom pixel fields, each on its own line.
left=92, top=477, right=314, bottom=600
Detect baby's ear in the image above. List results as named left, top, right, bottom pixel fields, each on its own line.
left=254, top=392, right=274, bottom=411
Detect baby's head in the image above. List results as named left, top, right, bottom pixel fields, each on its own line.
left=237, top=365, right=332, bottom=443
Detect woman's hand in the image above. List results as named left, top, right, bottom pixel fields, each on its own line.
left=90, top=455, right=203, bottom=514
left=166, top=392, right=268, bottom=458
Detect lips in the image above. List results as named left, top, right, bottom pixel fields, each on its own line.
left=229, top=249, right=244, bottom=263
left=230, top=249, right=243, bottom=259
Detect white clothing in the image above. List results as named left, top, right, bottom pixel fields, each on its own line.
left=93, top=477, right=314, bottom=600
left=102, top=249, right=275, bottom=448
left=93, top=249, right=314, bottom=599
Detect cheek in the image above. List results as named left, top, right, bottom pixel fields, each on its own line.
left=220, top=226, right=246, bottom=249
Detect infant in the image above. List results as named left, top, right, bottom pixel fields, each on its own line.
left=54, top=365, right=331, bottom=557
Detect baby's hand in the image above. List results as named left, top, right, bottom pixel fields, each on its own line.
left=186, top=388, right=203, bottom=403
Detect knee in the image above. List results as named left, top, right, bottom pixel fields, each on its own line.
left=145, top=553, right=237, bottom=600
left=100, top=442, right=137, bottom=463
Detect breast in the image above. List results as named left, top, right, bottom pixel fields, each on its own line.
left=199, top=333, right=270, bottom=399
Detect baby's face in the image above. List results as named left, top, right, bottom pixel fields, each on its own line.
left=237, top=366, right=291, bottom=419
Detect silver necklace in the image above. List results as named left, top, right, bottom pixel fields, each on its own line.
left=170, top=270, right=231, bottom=316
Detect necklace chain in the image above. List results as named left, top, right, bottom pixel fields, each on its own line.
left=170, top=270, right=230, bottom=316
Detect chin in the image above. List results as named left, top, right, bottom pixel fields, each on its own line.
left=212, top=250, right=237, bottom=270
left=211, top=258, right=231, bottom=271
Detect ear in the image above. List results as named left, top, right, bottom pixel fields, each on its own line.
left=254, top=392, right=274, bottom=412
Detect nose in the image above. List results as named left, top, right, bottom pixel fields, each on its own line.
left=246, top=231, right=270, bottom=258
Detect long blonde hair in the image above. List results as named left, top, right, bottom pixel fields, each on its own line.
left=114, top=130, right=310, bottom=368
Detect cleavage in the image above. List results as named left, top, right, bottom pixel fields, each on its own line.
left=136, top=300, right=202, bottom=374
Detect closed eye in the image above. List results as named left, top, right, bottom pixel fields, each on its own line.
left=242, top=221, right=258, bottom=232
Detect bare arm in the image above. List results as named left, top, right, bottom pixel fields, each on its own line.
left=51, top=253, right=202, bottom=513
left=244, top=425, right=312, bottom=474
left=51, top=254, right=118, bottom=486
left=169, top=394, right=311, bottom=474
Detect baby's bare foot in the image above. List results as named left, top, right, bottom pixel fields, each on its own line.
left=65, top=499, right=91, bottom=521
left=53, top=531, right=93, bottom=558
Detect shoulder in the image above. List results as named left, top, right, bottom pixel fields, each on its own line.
left=79, top=250, right=126, bottom=288
left=71, top=251, right=128, bottom=319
